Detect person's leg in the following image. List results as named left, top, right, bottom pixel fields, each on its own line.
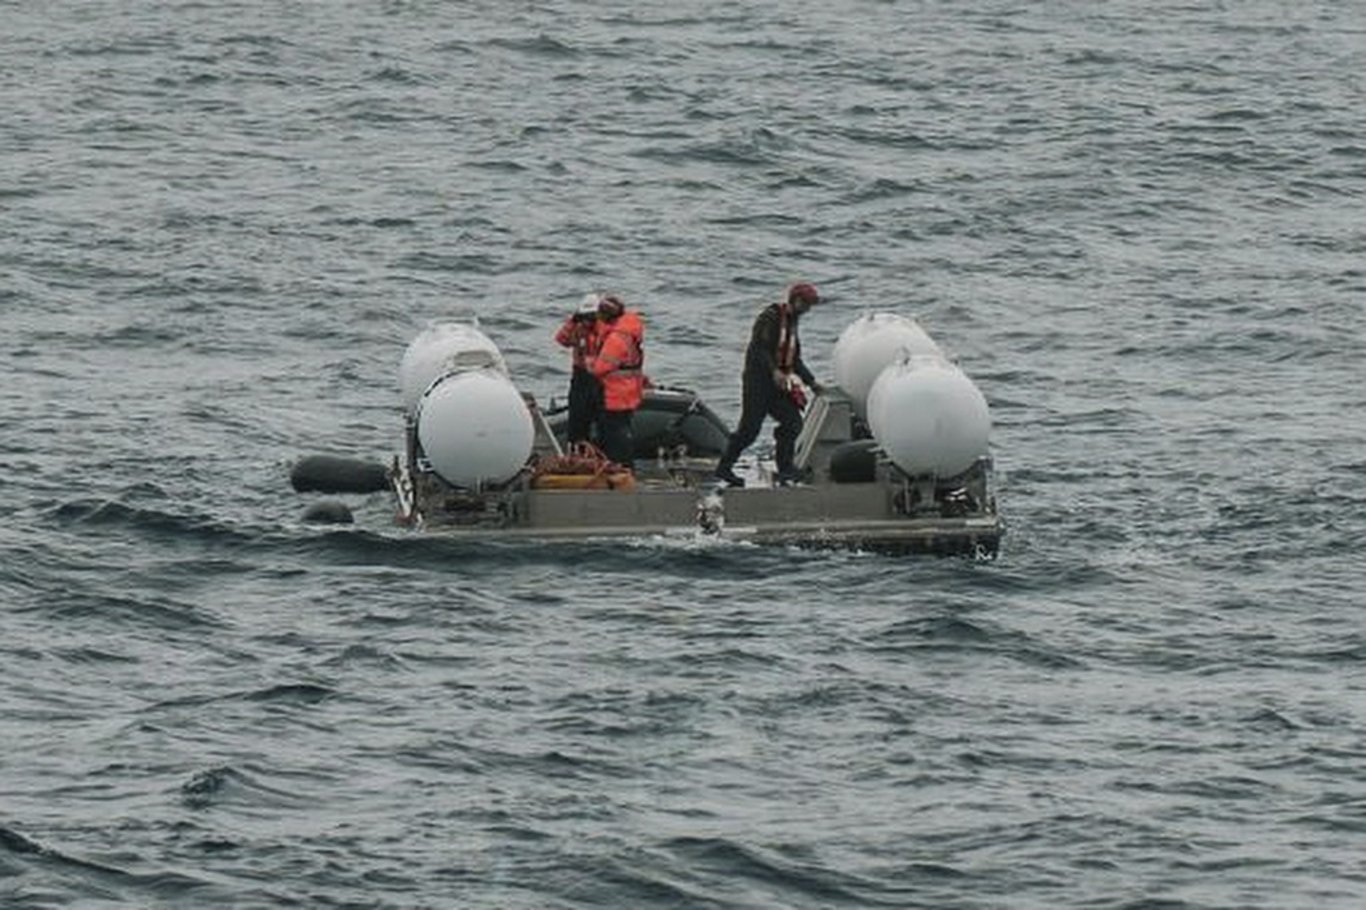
left=599, top=410, right=635, bottom=467
left=716, top=372, right=769, bottom=475
left=587, top=381, right=603, bottom=449
left=770, top=393, right=804, bottom=480
left=566, top=368, right=596, bottom=443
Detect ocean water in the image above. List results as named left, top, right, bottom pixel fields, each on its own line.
left=4, top=1, right=1365, bottom=907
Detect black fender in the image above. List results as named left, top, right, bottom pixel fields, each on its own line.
left=290, top=455, right=389, bottom=494
left=828, top=439, right=879, bottom=484
left=301, top=500, right=355, bottom=524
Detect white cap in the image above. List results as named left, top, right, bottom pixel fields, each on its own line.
left=577, top=293, right=601, bottom=315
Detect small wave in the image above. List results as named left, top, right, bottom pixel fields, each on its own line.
left=1327, top=143, right=1366, bottom=159
left=321, top=643, right=404, bottom=670
left=216, top=32, right=291, bottom=49
left=1242, top=707, right=1301, bottom=731
left=1029, top=405, right=1146, bottom=430
left=885, top=615, right=991, bottom=643
left=36, top=589, right=227, bottom=633
left=632, top=138, right=773, bottom=168
left=367, top=65, right=427, bottom=85
left=396, top=737, right=632, bottom=782
left=0, top=822, right=211, bottom=901
left=662, top=836, right=882, bottom=906
left=180, top=766, right=233, bottom=809
left=59, top=35, right=176, bottom=58
left=706, top=211, right=801, bottom=227
left=396, top=249, right=504, bottom=272
left=0, top=825, right=46, bottom=856
left=1062, top=48, right=1126, bottom=66
left=488, top=34, right=579, bottom=58
left=840, top=176, right=925, bottom=204
left=50, top=497, right=235, bottom=536
left=838, top=127, right=936, bottom=151
left=92, top=322, right=185, bottom=345
left=873, top=615, right=1085, bottom=669
left=243, top=682, right=336, bottom=704
left=53, top=646, right=140, bottom=665
left=179, top=764, right=319, bottom=811
left=1207, top=107, right=1269, bottom=123
left=550, top=850, right=726, bottom=908
left=146, top=681, right=336, bottom=715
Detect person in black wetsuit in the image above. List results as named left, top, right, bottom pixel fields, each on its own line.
left=713, top=282, right=824, bottom=487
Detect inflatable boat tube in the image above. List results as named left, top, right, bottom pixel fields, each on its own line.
left=546, top=387, right=731, bottom=460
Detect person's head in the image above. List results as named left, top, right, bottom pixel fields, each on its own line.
left=575, top=293, right=601, bottom=322
left=787, top=282, right=820, bottom=315
left=597, top=294, right=625, bottom=321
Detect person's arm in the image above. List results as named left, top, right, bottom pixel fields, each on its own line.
left=589, top=328, right=626, bottom=379
left=555, top=315, right=581, bottom=348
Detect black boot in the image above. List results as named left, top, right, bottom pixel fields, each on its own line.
left=713, top=435, right=746, bottom=487
left=714, top=465, right=745, bottom=488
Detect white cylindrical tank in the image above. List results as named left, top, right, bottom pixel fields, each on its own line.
left=866, top=355, right=990, bottom=478
left=399, top=322, right=509, bottom=413
left=415, top=370, right=534, bottom=489
left=832, top=313, right=943, bottom=419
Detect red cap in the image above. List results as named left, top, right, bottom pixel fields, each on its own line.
left=787, top=283, right=819, bottom=306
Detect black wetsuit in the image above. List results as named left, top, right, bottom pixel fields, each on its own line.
left=716, top=303, right=815, bottom=477
left=566, top=366, right=602, bottom=445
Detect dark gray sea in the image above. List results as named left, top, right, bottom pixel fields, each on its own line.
left=4, top=1, right=1365, bottom=907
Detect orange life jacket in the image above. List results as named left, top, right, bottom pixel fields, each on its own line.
left=776, top=303, right=797, bottom=374
left=589, top=310, right=645, bottom=412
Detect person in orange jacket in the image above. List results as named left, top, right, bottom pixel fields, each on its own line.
left=587, top=294, right=645, bottom=468
left=554, top=294, right=605, bottom=445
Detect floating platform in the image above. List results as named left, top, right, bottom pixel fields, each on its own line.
left=392, top=386, right=1004, bottom=557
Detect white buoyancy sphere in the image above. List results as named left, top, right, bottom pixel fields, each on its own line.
left=416, top=370, right=534, bottom=488
left=833, top=313, right=944, bottom=419
left=867, top=356, right=990, bottom=478
left=399, top=322, right=509, bottom=413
